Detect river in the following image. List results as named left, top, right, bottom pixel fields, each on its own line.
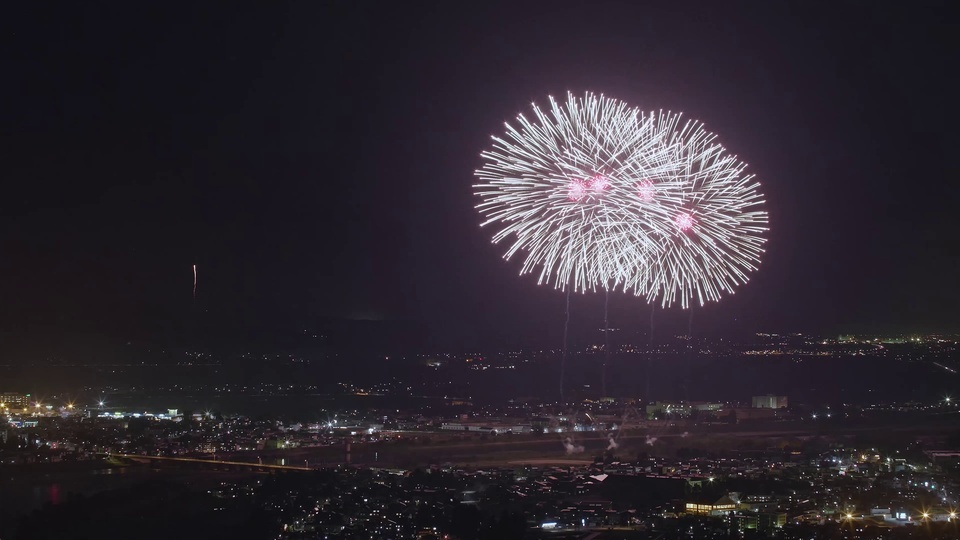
left=0, top=465, right=258, bottom=539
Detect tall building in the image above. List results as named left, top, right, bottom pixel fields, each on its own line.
left=758, top=512, right=787, bottom=532
left=752, top=395, right=788, bottom=409
left=0, top=392, right=29, bottom=412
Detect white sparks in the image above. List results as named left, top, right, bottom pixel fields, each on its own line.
left=473, top=92, right=768, bottom=308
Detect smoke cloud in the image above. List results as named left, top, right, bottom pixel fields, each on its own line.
left=563, top=437, right=585, bottom=454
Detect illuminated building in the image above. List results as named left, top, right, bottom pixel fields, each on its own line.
left=732, top=513, right=758, bottom=531
left=751, top=395, right=788, bottom=409
left=685, top=495, right=739, bottom=516
left=731, top=512, right=785, bottom=532
left=0, top=392, right=29, bottom=412
left=758, top=512, right=787, bottom=531
left=645, top=401, right=724, bottom=419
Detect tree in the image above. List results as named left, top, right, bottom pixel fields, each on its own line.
left=127, top=417, right=151, bottom=435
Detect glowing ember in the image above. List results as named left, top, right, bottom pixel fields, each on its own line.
left=636, top=179, right=655, bottom=201
left=675, top=212, right=696, bottom=231
left=587, top=174, right=609, bottom=192
left=567, top=174, right=608, bottom=201
left=567, top=180, right=587, bottom=201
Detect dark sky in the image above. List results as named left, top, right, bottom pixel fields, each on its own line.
left=3, top=1, right=957, bottom=352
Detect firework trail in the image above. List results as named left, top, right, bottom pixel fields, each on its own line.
left=602, top=289, right=610, bottom=397
left=192, top=264, right=197, bottom=300
left=560, top=289, right=570, bottom=401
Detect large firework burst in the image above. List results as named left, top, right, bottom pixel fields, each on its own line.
left=474, top=92, right=767, bottom=308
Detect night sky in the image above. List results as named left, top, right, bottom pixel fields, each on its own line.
left=3, top=2, right=957, bottom=352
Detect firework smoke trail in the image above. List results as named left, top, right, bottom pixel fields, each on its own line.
left=563, top=437, right=585, bottom=455
left=192, top=264, right=197, bottom=300
left=560, top=288, right=570, bottom=402
left=602, top=289, right=610, bottom=398
left=606, top=433, right=619, bottom=451
left=649, top=304, right=655, bottom=345
left=647, top=304, right=654, bottom=402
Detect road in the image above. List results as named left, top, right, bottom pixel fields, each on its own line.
left=176, top=421, right=959, bottom=469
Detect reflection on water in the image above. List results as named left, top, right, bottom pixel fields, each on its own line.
left=32, top=482, right=60, bottom=506
left=3, top=467, right=144, bottom=520
left=0, top=467, right=249, bottom=538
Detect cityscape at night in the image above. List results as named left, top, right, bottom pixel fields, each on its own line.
left=3, top=332, right=959, bottom=538
left=3, top=1, right=957, bottom=539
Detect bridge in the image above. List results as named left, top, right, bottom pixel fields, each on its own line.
left=107, top=453, right=313, bottom=472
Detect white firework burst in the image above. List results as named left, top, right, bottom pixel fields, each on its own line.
left=474, top=91, right=768, bottom=308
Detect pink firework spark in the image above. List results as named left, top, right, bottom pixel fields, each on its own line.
left=675, top=213, right=696, bottom=232
left=587, top=174, right=609, bottom=192
left=567, top=174, right=608, bottom=201
left=193, top=264, right=197, bottom=299
left=636, top=179, right=655, bottom=201
left=567, top=180, right=587, bottom=201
